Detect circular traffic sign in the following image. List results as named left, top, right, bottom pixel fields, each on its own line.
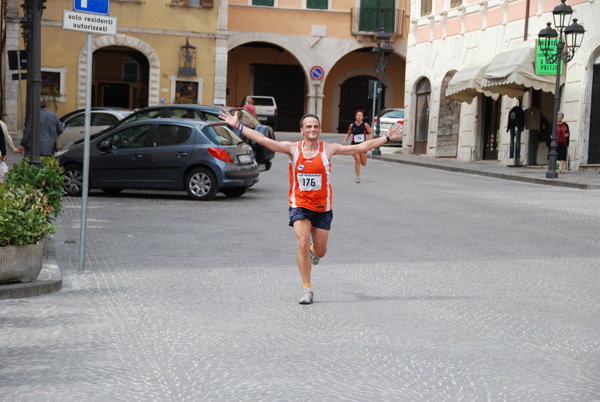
left=310, top=66, right=324, bottom=81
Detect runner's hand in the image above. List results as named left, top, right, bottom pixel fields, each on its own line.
left=219, top=109, right=239, bottom=128
left=388, top=124, right=404, bottom=141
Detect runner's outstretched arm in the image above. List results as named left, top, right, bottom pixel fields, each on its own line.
left=219, top=109, right=294, bottom=156
left=328, top=124, right=404, bottom=156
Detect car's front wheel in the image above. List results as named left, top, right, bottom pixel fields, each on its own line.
left=185, top=167, right=217, bottom=201
left=63, top=164, right=84, bottom=197
left=221, top=186, right=248, bottom=198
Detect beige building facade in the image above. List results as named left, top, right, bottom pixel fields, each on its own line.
left=404, top=0, right=600, bottom=170
left=2, top=0, right=412, bottom=136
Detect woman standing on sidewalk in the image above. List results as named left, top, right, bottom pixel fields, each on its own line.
left=556, top=112, right=570, bottom=174
left=342, top=110, right=373, bottom=183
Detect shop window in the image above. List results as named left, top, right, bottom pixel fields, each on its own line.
left=307, top=0, right=327, bottom=9
left=41, top=68, right=66, bottom=103
left=123, top=61, right=139, bottom=83
left=174, top=81, right=199, bottom=104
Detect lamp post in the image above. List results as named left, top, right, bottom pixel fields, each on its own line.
left=538, top=0, right=584, bottom=178
left=371, top=28, right=393, bottom=156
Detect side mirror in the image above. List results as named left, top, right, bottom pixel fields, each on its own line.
left=99, top=140, right=111, bottom=152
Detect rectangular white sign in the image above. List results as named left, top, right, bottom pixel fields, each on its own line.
left=62, top=10, right=117, bottom=35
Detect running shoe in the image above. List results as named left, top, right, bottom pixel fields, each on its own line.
left=299, top=288, right=313, bottom=305
left=355, top=177, right=360, bottom=183
left=309, top=242, right=320, bottom=265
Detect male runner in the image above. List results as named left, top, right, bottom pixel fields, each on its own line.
left=219, top=110, right=403, bottom=304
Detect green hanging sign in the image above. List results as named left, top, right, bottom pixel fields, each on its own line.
left=536, top=39, right=563, bottom=76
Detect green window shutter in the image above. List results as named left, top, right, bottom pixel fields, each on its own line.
left=359, top=0, right=395, bottom=32
left=307, top=0, right=327, bottom=9
left=253, top=0, right=274, bottom=5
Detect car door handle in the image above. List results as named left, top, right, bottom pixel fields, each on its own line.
left=132, top=154, right=143, bottom=159
left=176, top=152, right=188, bottom=157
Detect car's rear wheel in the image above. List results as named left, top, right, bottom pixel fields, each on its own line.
left=63, top=164, right=84, bottom=197
left=221, top=186, right=248, bottom=198
left=185, top=167, right=217, bottom=201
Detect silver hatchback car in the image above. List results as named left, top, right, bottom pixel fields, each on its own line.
left=59, top=108, right=132, bottom=146
left=56, top=119, right=259, bottom=200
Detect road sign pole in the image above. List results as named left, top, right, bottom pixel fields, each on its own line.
left=78, top=32, right=92, bottom=271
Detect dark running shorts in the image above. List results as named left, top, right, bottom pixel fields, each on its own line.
left=289, top=207, right=333, bottom=230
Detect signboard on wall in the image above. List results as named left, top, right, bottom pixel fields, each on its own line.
left=536, top=39, right=563, bottom=76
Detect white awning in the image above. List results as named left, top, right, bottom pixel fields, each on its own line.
left=446, top=61, right=500, bottom=104
left=481, top=45, right=564, bottom=98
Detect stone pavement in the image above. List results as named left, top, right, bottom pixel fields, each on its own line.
left=1, top=142, right=600, bottom=401
left=2, top=140, right=599, bottom=300
left=374, top=147, right=600, bottom=190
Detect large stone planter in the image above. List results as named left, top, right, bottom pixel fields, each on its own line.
left=0, top=242, right=45, bottom=284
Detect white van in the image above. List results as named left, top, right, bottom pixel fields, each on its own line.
left=245, top=96, right=278, bottom=130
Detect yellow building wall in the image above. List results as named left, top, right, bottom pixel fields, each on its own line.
left=24, top=1, right=218, bottom=119
left=229, top=7, right=353, bottom=38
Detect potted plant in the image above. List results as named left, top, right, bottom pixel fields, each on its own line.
left=0, top=157, right=64, bottom=283
left=41, top=85, right=62, bottom=111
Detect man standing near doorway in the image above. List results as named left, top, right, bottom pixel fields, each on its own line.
left=17, top=98, right=64, bottom=156
left=220, top=110, right=403, bottom=304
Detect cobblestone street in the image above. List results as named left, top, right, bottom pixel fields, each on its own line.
left=1, top=146, right=600, bottom=401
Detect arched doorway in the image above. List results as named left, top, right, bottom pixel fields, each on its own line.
left=588, top=55, right=600, bottom=163
left=93, top=46, right=149, bottom=109
left=414, top=78, right=430, bottom=154
left=437, top=71, right=460, bottom=157
left=226, top=42, right=305, bottom=132
left=338, top=75, right=385, bottom=133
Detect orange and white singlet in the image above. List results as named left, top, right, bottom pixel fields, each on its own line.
left=288, top=141, right=332, bottom=212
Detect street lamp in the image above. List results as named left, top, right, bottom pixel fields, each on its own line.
left=538, top=0, right=585, bottom=178
left=371, top=28, right=393, bottom=155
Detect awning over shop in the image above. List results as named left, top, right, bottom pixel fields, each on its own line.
left=446, top=61, right=500, bottom=104
left=481, top=45, right=564, bottom=98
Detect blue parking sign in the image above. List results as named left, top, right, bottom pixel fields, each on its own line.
left=74, top=0, right=110, bottom=15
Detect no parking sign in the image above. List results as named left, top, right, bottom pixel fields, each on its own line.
left=310, top=66, right=324, bottom=81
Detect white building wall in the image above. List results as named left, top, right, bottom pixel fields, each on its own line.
left=404, top=0, right=599, bottom=169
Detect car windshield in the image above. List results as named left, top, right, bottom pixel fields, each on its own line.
left=383, top=110, right=404, bottom=119
left=203, top=125, right=243, bottom=146
left=252, top=98, right=274, bottom=106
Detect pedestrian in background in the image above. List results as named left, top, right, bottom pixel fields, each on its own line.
left=0, top=122, right=7, bottom=163
left=1, top=119, right=17, bottom=156
left=556, top=111, right=570, bottom=174
left=243, top=97, right=256, bottom=116
left=219, top=109, right=403, bottom=305
left=341, top=109, right=374, bottom=183
left=17, top=98, right=64, bottom=156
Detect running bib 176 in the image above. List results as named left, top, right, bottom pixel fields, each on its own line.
left=298, top=173, right=322, bottom=191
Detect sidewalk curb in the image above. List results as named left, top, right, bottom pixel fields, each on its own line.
left=374, top=155, right=600, bottom=190
left=0, top=238, right=62, bottom=300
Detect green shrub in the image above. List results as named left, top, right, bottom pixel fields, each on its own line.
left=0, top=183, right=58, bottom=246
left=4, top=156, right=65, bottom=218
left=0, top=156, right=65, bottom=246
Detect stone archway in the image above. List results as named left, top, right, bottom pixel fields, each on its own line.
left=76, top=35, right=160, bottom=109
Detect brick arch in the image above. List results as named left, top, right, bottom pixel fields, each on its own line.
left=76, top=35, right=160, bottom=108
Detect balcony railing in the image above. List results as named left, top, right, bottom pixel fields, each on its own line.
left=351, top=6, right=409, bottom=36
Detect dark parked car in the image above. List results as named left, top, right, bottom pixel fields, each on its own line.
left=109, top=105, right=276, bottom=171
left=55, top=119, right=259, bottom=201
